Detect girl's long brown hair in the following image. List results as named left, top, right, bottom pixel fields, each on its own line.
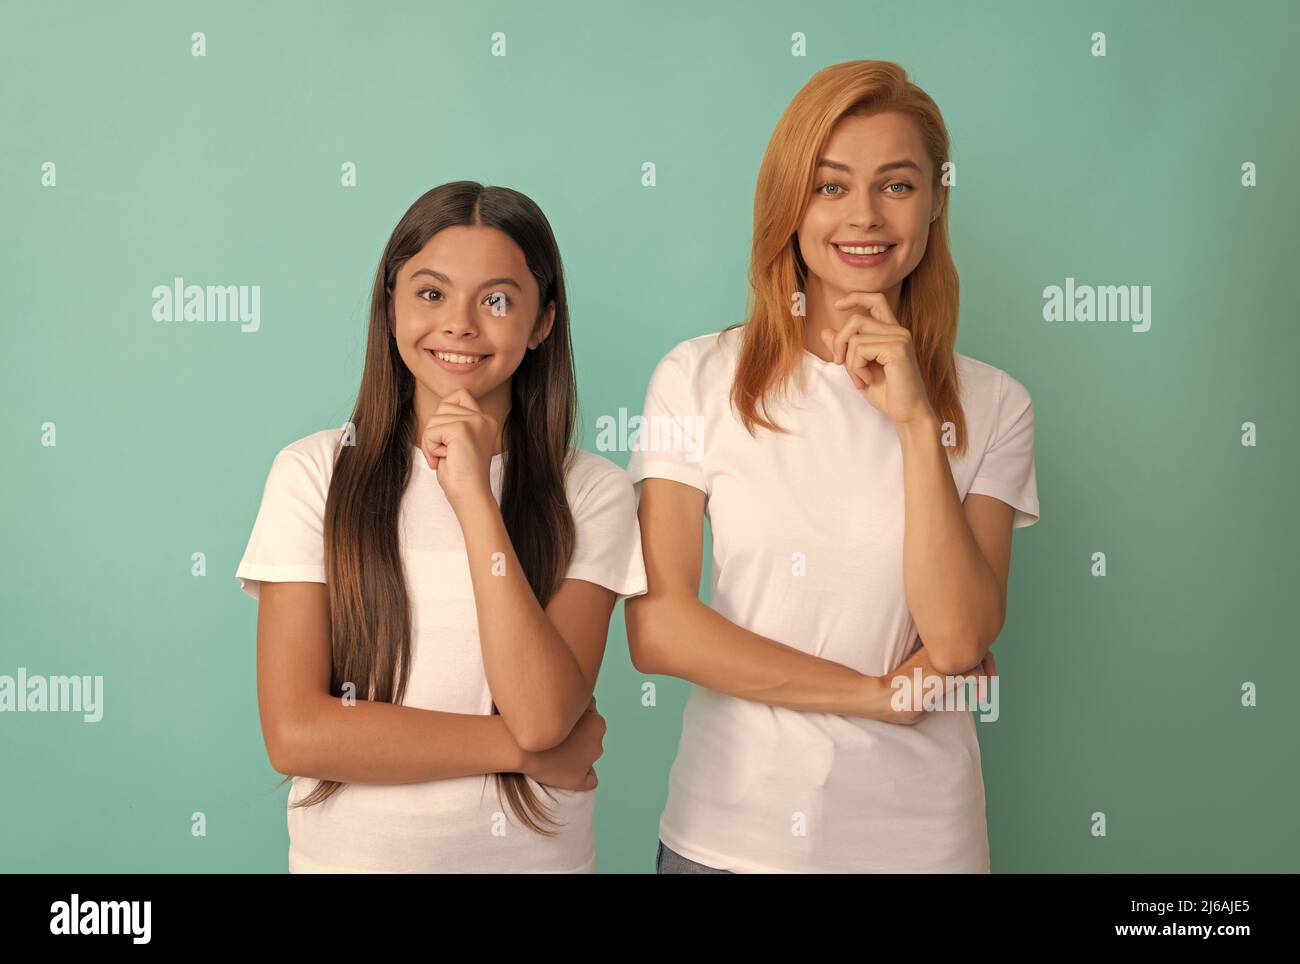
left=730, top=59, right=970, bottom=456
left=278, top=181, right=579, bottom=835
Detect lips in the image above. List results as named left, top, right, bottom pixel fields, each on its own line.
left=426, top=348, right=491, bottom=372
left=831, top=242, right=895, bottom=268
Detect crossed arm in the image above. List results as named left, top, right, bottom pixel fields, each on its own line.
left=624, top=460, right=1013, bottom=712
left=255, top=498, right=616, bottom=781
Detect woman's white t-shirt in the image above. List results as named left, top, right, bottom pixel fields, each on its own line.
left=626, top=327, right=1040, bottom=873
left=236, top=428, right=648, bottom=873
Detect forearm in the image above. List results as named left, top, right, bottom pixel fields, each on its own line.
left=628, top=593, right=895, bottom=719
left=455, top=493, right=590, bottom=748
left=277, top=697, right=527, bottom=785
left=897, top=415, right=1004, bottom=670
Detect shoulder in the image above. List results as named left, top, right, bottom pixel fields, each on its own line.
left=563, top=448, right=640, bottom=527
left=955, top=352, right=1034, bottom=420
left=565, top=448, right=634, bottom=503
left=650, top=326, right=744, bottom=393
left=267, top=427, right=348, bottom=490
left=661, top=326, right=742, bottom=367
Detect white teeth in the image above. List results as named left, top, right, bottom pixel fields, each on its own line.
left=432, top=350, right=486, bottom=364
left=836, top=243, right=891, bottom=255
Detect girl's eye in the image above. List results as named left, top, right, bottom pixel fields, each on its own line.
left=417, top=287, right=443, bottom=302
left=485, top=292, right=512, bottom=311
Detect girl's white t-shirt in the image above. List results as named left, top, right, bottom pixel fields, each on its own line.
left=235, top=428, right=648, bottom=873
left=626, top=327, right=1040, bottom=873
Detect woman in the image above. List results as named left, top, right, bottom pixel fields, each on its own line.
left=626, top=61, right=1040, bottom=873
left=235, top=181, right=647, bottom=872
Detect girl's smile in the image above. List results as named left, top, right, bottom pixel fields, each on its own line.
left=426, top=348, right=493, bottom=373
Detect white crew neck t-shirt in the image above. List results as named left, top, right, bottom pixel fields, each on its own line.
left=626, top=327, right=1040, bottom=873
left=236, top=428, right=648, bottom=873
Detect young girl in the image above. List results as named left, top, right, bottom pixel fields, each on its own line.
left=235, top=181, right=647, bottom=873
left=626, top=61, right=1040, bottom=873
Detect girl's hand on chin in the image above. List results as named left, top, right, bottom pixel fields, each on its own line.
left=419, top=388, right=499, bottom=509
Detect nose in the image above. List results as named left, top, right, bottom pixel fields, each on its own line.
left=847, top=189, right=884, bottom=233
left=440, top=298, right=482, bottom=342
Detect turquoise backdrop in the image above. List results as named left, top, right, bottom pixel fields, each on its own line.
left=2, top=0, right=1296, bottom=872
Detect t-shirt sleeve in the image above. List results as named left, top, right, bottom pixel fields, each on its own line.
left=564, top=459, right=648, bottom=604
left=966, top=371, right=1040, bottom=528
left=235, top=446, right=329, bottom=600
left=625, top=340, right=708, bottom=495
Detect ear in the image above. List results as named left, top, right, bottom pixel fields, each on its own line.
left=930, top=188, right=945, bottom=224
left=530, top=300, right=556, bottom=349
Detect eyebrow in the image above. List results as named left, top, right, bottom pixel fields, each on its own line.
left=408, top=267, right=522, bottom=291
left=816, top=157, right=923, bottom=176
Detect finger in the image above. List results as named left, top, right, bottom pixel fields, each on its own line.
left=422, top=413, right=472, bottom=430
left=432, top=399, right=477, bottom=417
left=420, top=420, right=467, bottom=462
left=830, top=313, right=868, bottom=365
left=851, top=334, right=898, bottom=384
left=833, top=290, right=882, bottom=311
left=833, top=290, right=899, bottom=327
left=845, top=351, right=866, bottom=389
left=440, top=388, right=482, bottom=412
left=849, top=337, right=887, bottom=389
left=846, top=339, right=873, bottom=389
left=421, top=416, right=471, bottom=448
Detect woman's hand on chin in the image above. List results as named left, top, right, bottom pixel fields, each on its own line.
left=823, top=290, right=938, bottom=428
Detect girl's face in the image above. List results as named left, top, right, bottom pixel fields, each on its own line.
left=389, top=225, right=554, bottom=410
left=795, top=111, right=944, bottom=315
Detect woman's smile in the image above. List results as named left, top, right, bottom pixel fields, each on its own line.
left=831, top=241, right=896, bottom=268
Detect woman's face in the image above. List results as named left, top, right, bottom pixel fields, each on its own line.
left=795, top=111, right=943, bottom=313
left=388, top=225, right=554, bottom=406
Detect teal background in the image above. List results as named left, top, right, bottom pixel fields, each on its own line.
left=2, top=0, right=1297, bottom=872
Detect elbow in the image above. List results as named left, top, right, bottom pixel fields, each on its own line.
left=509, top=715, right=568, bottom=754
left=921, top=609, right=1003, bottom=676
left=503, top=699, right=581, bottom=753
left=928, top=646, right=980, bottom=676
left=264, top=720, right=300, bottom=775
left=921, top=629, right=987, bottom=675
left=624, top=595, right=667, bottom=676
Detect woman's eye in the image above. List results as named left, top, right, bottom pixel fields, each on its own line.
left=417, top=287, right=442, bottom=302
left=885, top=182, right=914, bottom=194
left=816, top=182, right=844, bottom=197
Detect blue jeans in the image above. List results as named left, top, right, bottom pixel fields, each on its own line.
left=655, top=839, right=735, bottom=874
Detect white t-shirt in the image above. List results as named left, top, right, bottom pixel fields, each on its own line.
left=236, top=428, right=648, bottom=873
left=626, top=327, right=1040, bottom=873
